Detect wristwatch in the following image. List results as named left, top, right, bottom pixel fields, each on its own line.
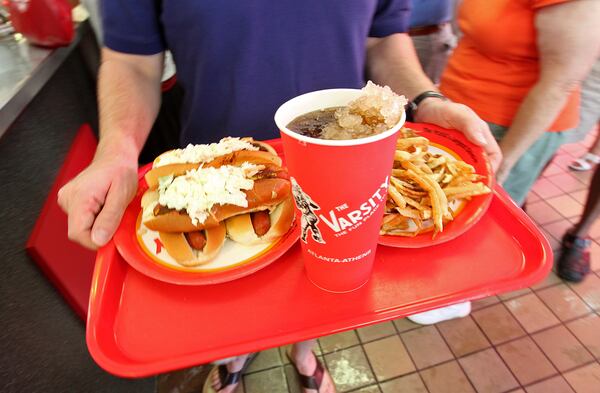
left=406, top=91, right=448, bottom=122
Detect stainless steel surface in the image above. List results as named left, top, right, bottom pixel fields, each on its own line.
left=0, top=28, right=82, bottom=138
left=0, top=34, right=52, bottom=109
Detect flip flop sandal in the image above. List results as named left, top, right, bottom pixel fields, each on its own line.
left=568, top=153, right=600, bottom=171
left=286, top=351, right=330, bottom=392
left=202, top=352, right=258, bottom=393
left=569, top=158, right=593, bottom=171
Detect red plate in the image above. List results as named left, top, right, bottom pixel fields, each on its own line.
left=378, top=122, right=494, bottom=248
left=113, top=144, right=300, bottom=285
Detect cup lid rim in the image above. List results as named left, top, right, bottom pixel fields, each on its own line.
left=274, top=88, right=406, bottom=146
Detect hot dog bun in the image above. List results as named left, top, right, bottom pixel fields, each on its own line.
left=158, top=223, right=226, bottom=266
left=141, top=189, right=159, bottom=211
left=242, top=138, right=278, bottom=156
left=142, top=178, right=292, bottom=233
left=145, top=150, right=283, bottom=189
left=225, top=197, right=295, bottom=245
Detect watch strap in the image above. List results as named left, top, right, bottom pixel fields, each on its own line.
left=406, top=91, right=447, bottom=122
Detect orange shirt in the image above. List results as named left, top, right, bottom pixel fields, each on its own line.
left=440, top=0, right=580, bottom=131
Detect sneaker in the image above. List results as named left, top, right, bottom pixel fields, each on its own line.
left=407, top=301, right=471, bottom=325
left=557, top=230, right=591, bottom=283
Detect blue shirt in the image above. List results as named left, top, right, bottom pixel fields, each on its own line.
left=102, top=0, right=410, bottom=145
left=409, top=0, right=453, bottom=28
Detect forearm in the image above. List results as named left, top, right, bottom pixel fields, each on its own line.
left=96, top=50, right=163, bottom=162
left=501, top=0, right=600, bottom=165
left=499, top=80, right=571, bottom=165
left=366, top=32, right=503, bottom=170
left=366, top=33, right=436, bottom=100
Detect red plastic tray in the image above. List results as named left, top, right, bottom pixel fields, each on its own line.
left=26, top=125, right=98, bottom=320
left=87, top=185, right=552, bottom=377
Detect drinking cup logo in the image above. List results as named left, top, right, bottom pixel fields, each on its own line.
left=291, top=178, right=326, bottom=244
left=319, top=177, right=389, bottom=235
left=292, top=176, right=389, bottom=243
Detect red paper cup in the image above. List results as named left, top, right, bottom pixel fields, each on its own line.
left=275, top=89, right=405, bottom=292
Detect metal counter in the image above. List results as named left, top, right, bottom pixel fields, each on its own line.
left=0, top=22, right=98, bottom=138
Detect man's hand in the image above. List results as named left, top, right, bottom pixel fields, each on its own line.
left=364, top=33, right=502, bottom=172
left=57, top=48, right=164, bottom=249
left=57, top=150, right=138, bottom=249
left=414, top=98, right=502, bottom=172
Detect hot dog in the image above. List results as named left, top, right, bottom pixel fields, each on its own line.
left=142, top=177, right=292, bottom=233
left=145, top=137, right=282, bottom=189
left=225, top=197, right=295, bottom=245
left=158, top=223, right=227, bottom=266
left=142, top=161, right=292, bottom=230
left=140, top=140, right=295, bottom=267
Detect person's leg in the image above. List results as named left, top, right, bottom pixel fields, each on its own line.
left=557, top=162, right=600, bottom=282
left=289, top=340, right=336, bottom=393
left=495, top=128, right=567, bottom=206
left=573, top=163, right=600, bottom=237
left=568, top=123, right=600, bottom=171
left=587, top=124, right=600, bottom=157
left=565, top=59, right=600, bottom=145
left=157, top=364, right=210, bottom=392
left=205, top=354, right=251, bottom=393
left=590, top=135, right=600, bottom=158
left=569, top=139, right=600, bottom=171
left=567, top=59, right=600, bottom=170
left=290, top=340, right=318, bottom=377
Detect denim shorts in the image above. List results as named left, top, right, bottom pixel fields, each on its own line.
left=488, top=123, right=567, bottom=205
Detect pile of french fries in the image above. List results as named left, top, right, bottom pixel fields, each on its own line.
left=381, top=127, right=491, bottom=237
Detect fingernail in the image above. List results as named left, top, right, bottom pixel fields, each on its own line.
left=92, top=229, right=109, bottom=246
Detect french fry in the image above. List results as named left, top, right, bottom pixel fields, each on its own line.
left=381, top=214, right=410, bottom=232
left=410, top=169, right=444, bottom=231
left=402, top=163, right=449, bottom=230
left=394, top=150, right=412, bottom=162
left=382, top=127, right=491, bottom=238
left=403, top=195, right=423, bottom=209
left=390, top=177, right=427, bottom=198
left=395, top=206, right=422, bottom=219
left=388, top=184, right=407, bottom=209
left=396, top=137, right=429, bottom=150
left=443, top=183, right=491, bottom=199
left=391, top=168, right=405, bottom=177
